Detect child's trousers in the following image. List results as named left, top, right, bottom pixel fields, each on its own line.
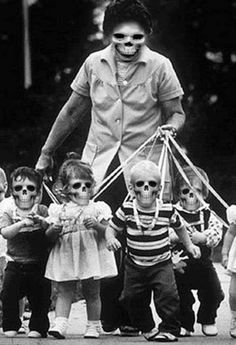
left=120, top=257, right=181, bottom=336
left=174, top=259, right=224, bottom=332
left=1, top=261, right=51, bottom=336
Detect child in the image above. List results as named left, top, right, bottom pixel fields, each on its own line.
left=0, top=167, right=51, bottom=338
left=106, top=160, right=200, bottom=342
left=222, top=204, right=236, bottom=338
left=45, top=158, right=117, bottom=339
left=171, top=166, right=224, bottom=337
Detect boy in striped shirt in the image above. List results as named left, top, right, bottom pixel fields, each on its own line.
left=106, top=160, right=200, bottom=342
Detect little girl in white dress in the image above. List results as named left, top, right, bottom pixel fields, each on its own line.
left=222, top=205, right=236, bottom=338
left=45, top=158, right=117, bottom=339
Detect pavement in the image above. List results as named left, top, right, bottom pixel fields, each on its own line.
left=0, top=263, right=235, bottom=344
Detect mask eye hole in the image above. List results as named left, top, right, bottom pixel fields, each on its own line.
left=181, top=188, right=190, bottom=195
left=195, top=188, right=202, bottom=193
left=85, top=182, right=92, bottom=189
left=149, top=181, right=157, bottom=187
left=132, top=34, right=144, bottom=40
left=72, top=182, right=82, bottom=189
left=27, top=185, right=36, bottom=192
left=113, top=33, right=125, bottom=40
left=14, top=185, right=23, bottom=192
left=136, top=181, right=144, bottom=188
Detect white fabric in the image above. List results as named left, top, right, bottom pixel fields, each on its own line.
left=45, top=201, right=118, bottom=281
left=227, top=237, right=236, bottom=273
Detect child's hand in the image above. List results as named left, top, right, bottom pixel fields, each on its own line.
left=83, top=217, right=98, bottom=229
left=172, top=250, right=189, bottom=274
left=22, top=218, right=35, bottom=227
left=51, top=224, right=63, bottom=235
left=29, top=214, right=49, bottom=229
left=187, top=244, right=201, bottom=259
left=221, top=254, right=228, bottom=269
left=191, top=231, right=207, bottom=245
left=106, top=237, right=121, bottom=251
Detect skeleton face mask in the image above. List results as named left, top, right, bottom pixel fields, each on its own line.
left=112, top=22, right=145, bottom=59
left=179, top=177, right=203, bottom=211
left=130, top=166, right=160, bottom=209
left=12, top=177, right=38, bottom=210
left=68, top=178, right=93, bottom=206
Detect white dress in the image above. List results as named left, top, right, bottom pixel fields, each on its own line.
left=227, top=237, right=236, bottom=273
left=45, top=200, right=118, bottom=282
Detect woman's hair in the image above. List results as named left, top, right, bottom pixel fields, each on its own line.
left=10, top=166, right=43, bottom=192
left=53, top=157, right=95, bottom=200
left=103, top=0, right=153, bottom=36
left=174, top=165, right=209, bottom=199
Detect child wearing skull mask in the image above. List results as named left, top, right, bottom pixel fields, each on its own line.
left=106, top=160, right=200, bottom=342
left=170, top=165, right=224, bottom=337
left=45, top=157, right=117, bottom=339
left=0, top=167, right=51, bottom=338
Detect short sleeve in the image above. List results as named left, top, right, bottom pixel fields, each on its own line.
left=46, top=204, right=62, bottom=224
left=70, top=59, right=90, bottom=97
left=157, top=58, right=184, bottom=102
left=94, top=201, right=112, bottom=222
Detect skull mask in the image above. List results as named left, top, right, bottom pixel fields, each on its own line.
left=68, top=178, right=93, bottom=206
left=112, top=22, right=145, bottom=60
left=12, top=176, right=38, bottom=210
left=179, top=177, right=204, bottom=211
left=130, top=161, right=161, bottom=209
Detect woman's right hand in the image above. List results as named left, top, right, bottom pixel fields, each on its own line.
left=35, top=151, right=54, bottom=177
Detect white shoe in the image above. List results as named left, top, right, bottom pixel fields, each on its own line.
left=18, top=320, right=29, bottom=334
left=84, top=323, right=100, bottom=338
left=202, top=324, right=218, bottom=336
left=230, top=317, right=236, bottom=338
left=4, top=330, right=17, bottom=337
left=179, top=327, right=192, bottom=337
left=48, top=317, right=68, bottom=339
left=28, top=330, right=42, bottom=338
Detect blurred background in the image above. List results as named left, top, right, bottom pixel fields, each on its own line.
left=0, top=0, right=235, bottom=228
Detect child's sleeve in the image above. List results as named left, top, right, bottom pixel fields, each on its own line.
left=46, top=204, right=61, bottom=224
left=170, top=209, right=184, bottom=230
left=95, top=201, right=112, bottom=222
left=108, top=205, right=126, bottom=233
left=203, top=212, right=223, bottom=248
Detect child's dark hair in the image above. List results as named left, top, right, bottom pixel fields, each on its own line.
left=103, top=0, right=153, bottom=36
left=10, top=167, right=43, bottom=192
left=174, top=165, right=209, bottom=199
left=53, top=158, right=95, bottom=199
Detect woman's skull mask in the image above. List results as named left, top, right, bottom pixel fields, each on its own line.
left=112, top=22, right=146, bottom=58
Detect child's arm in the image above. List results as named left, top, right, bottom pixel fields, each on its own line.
left=175, top=225, right=201, bottom=259
left=221, top=223, right=236, bottom=268
left=83, top=217, right=107, bottom=235
left=105, top=225, right=121, bottom=251
left=45, top=223, right=63, bottom=242
left=1, top=217, right=34, bottom=239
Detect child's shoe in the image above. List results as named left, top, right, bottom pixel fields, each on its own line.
left=4, top=330, right=17, bottom=337
left=84, top=321, right=100, bottom=338
left=28, top=330, right=42, bottom=338
left=230, top=316, right=236, bottom=338
left=179, top=327, right=192, bottom=337
left=201, top=324, right=218, bottom=336
left=48, top=317, right=68, bottom=339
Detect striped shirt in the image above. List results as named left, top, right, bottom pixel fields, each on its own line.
left=109, top=200, right=184, bottom=266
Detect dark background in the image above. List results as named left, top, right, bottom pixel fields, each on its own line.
left=0, top=0, right=235, bottom=225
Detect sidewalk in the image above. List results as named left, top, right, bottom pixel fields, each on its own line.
left=0, top=263, right=232, bottom=344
